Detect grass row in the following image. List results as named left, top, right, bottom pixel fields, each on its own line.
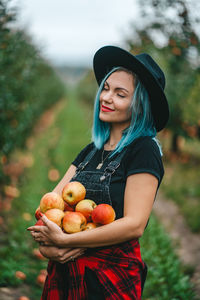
left=161, top=141, right=200, bottom=233
left=0, top=89, right=195, bottom=299
left=141, top=215, right=194, bottom=299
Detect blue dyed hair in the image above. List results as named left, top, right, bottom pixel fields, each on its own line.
left=92, top=67, right=161, bottom=156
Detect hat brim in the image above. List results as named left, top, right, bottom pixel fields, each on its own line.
left=93, top=45, right=169, bottom=131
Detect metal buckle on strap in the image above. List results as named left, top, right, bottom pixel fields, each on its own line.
left=100, top=161, right=120, bottom=182
left=73, top=162, right=87, bottom=179
left=100, top=175, right=106, bottom=182
left=104, top=162, right=120, bottom=174
left=77, top=162, right=86, bottom=171
left=75, top=145, right=98, bottom=173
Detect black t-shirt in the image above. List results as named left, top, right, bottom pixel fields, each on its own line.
left=72, top=136, right=164, bottom=219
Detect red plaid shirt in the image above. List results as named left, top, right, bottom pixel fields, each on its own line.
left=41, top=239, right=146, bottom=300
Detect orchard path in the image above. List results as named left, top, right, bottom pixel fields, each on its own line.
left=154, top=192, right=200, bottom=298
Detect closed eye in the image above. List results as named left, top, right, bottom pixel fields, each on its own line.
left=117, top=94, right=125, bottom=98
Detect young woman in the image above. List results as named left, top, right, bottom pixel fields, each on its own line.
left=28, top=45, right=169, bottom=299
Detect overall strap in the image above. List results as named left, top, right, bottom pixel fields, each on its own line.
left=76, top=145, right=97, bottom=173
left=100, top=148, right=128, bottom=181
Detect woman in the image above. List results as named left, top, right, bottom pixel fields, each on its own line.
left=28, top=45, right=169, bottom=299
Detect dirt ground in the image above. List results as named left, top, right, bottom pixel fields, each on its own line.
left=0, top=285, right=32, bottom=300
left=153, top=192, right=200, bottom=299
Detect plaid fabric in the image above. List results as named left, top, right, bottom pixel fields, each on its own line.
left=41, top=239, right=146, bottom=300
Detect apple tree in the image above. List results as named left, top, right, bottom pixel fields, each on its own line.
left=126, top=0, right=200, bottom=152
left=0, top=0, right=65, bottom=205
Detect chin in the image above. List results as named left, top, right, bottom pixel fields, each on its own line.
left=99, top=112, right=112, bottom=123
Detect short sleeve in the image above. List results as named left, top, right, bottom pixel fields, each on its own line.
left=125, top=137, right=164, bottom=186
left=71, top=143, right=94, bottom=167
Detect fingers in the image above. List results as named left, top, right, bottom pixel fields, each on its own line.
left=40, top=215, right=51, bottom=226
left=27, top=226, right=43, bottom=232
left=68, top=248, right=85, bottom=257
left=30, top=230, right=49, bottom=245
left=67, top=248, right=85, bottom=262
left=27, top=215, right=63, bottom=247
left=40, top=215, right=61, bottom=230
left=31, top=231, right=42, bottom=242
left=27, top=215, right=55, bottom=232
left=57, top=248, right=86, bottom=264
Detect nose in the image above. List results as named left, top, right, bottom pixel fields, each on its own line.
left=100, top=90, right=113, bottom=103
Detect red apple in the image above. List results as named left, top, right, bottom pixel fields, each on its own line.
left=75, top=199, right=97, bottom=221
left=39, top=269, right=47, bottom=276
left=45, top=208, right=64, bottom=227
left=32, top=248, right=46, bottom=260
left=18, top=296, right=30, bottom=300
left=15, top=271, right=26, bottom=280
left=62, top=211, right=87, bottom=233
left=84, top=222, right=97, bottom=230
left=92, top=204, right=116, bottom=225
left=35, top=206, right=42, bottom=220
left=36, top=273, right=46, bottom=287
left=40, top=192, right=64, bottom=213
left=62, top=181, right=86, bottom=206
left=64, top=201, right=74, bottom=212
left=35, top=219, right=45, bottom=226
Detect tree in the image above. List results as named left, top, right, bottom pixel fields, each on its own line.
left=126, top=0, right=200, bottom=152
left=0, top=0, right=65, bottom=202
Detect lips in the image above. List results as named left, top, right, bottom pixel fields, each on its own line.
left=101, top=105, right=115, bottom=112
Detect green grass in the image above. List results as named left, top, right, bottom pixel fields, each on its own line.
left=141, top=215, right=194, bottom=300
left=162, top=156, right=200, bottom=233
left=0, top=89, right=195, bottom=299
left=158, top=132, right=200, bottom=233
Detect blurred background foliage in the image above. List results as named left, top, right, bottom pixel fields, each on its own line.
left=78, top=0, right=200, bottom=152
left=0, top=0, right=65, bottom=198
left=130, top=0, right=200, bottom=152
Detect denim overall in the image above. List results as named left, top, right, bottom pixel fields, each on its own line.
left=70, top=145, right=147, bottom=299
left=71, top=146, right=126, bottom=206
left=70, top=146, right=128, bottom=299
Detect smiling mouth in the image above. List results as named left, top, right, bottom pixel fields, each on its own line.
left=101, top=105, right=115, bottom=112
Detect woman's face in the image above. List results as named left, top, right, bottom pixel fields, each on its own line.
left=99, top=70, right=135, bottom=128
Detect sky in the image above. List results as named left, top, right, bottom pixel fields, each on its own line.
left=10, top=0, right=139, bottom=67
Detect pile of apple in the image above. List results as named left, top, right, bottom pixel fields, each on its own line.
left=35, top=181, right=116, bottom=233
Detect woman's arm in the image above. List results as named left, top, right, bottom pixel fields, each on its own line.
left=28, top=173, right=158, bottom=248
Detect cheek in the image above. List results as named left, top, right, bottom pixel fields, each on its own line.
left=116, top=102, right=132, bottom=114
left=118, top=102, right=132, bottom=120
left=99, top=94, right=103, bottom=101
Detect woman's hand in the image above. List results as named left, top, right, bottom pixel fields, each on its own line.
left=27, top=215, right=65, bottom=247
left=39, top=245, right=86, bottom=264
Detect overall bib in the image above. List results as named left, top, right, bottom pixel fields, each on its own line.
left=71, top=147, right=128, bottom=299
left=70, top=146, right=147, bottom=298
left=71, top=145, right=125, bottom=206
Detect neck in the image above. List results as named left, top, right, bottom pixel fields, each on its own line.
left=104, top=124, right=125, bottom=150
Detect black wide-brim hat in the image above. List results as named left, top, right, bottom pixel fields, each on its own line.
left=93, top=45, right=169, bottom=131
